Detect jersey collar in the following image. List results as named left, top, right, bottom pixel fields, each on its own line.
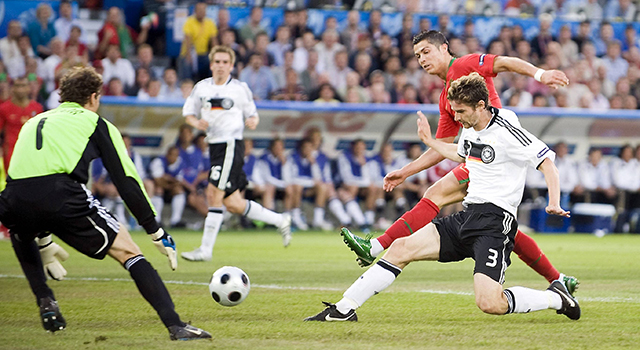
left=59, top=101, right=83, bottom=109
left=211, top=75, right=232, bottom=86
left=486, top=106, right=500, bottom=128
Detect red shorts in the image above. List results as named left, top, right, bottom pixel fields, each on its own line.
left=452, top=163, right=470, bottom=184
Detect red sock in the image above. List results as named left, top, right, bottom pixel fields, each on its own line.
left=513, top=230, right=560, bottom=282
left=376, top=198, right=440, bottom=249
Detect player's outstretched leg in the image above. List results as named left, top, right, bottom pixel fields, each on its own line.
left=304, top=301, right=358, bottom=322
left=39, top=296, right=66, bottom=332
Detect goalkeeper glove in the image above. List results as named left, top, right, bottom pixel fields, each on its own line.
left=150, top=228, right=177, bottom=270
left=37, top=235, right=69, bottom=281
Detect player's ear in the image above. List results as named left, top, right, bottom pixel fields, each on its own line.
left=476, top=100, right=485, bottom=111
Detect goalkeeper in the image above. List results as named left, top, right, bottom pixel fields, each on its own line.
left=0, top=67, right=210, bottom=341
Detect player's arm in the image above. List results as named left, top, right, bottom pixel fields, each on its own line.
left=183, top=84, right=208, bottom=131
left=538, top=158, right=570, bottom=217
left=416, top=111, right=464, bottom=163
left=492, top=56, right=569, bottom=89
left=241, top=82, right=259, bottom=130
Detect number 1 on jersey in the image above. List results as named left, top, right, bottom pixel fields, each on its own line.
left=36, top=118, right=47, bottom=150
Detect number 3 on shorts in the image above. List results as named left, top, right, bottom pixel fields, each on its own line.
left=210, top=165, right=222, bottom=181
left=486, top=248, right=498, bottom=267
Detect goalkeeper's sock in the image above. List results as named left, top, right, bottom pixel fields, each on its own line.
left=339, top=259, right=401, bottom=313
left=11, top=233, right=55, bottom=302
left=126, top=255, right=184, bottom=327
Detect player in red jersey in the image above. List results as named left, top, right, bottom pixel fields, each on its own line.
left=0, top=76, right=44, bottom=171
left=342, top=30, right=579, bottom=294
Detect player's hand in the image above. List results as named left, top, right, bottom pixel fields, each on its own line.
left=541, top=70, right=569, bottom=89
left=416, top=111, right=432, bottom=145
left=38, top=235, right=69, bottom=281
left=546, top=204, right=570, bottom=218
left=245, top=116, right=259, bottom=130
left=195, top=119, right=209, bottom=131
left=150, top=228, right=177, bottom=270
left=383, top=169, right=407, bottom=192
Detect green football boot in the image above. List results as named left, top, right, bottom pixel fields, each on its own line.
left=562, top=274, right=580, bottom=296
left=340, top=228, right=375, bottom=267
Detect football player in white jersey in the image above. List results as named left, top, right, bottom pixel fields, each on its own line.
left=181, top=46, right=292, bottom=262
left=306, top=72, right=579, bottom=322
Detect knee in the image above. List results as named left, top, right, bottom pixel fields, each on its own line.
left=475, top=294, right=507, bottom=315
left=423, top=185, right=445, bottom=206
left=384, top=238, right=412, bottom=267
left=225, top=199, right=246, bottom=214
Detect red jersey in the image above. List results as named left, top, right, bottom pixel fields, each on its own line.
left=436, top=53, right=502, bottom=139
left=0, top=99, right=43, bottom=170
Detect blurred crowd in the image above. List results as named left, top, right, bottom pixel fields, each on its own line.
left=2, top=1, right=640, bottom=111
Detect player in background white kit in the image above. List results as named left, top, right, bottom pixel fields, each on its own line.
left=305, top=72, right=579, bottom=322
left=181, top=46, right=292, bottom=262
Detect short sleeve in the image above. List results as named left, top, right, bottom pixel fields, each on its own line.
left=182, top=83, right=201, bottom=117
left=458, top=53, right=498, bottom=78
left=457, top=129, right=469, bottom=158
left=436, top=107, right=461, bottom=139
left=505, top=126, right=556, bottom=169
left=240, top=82, right=258, bottom=119
left=149, top=158, right=165, bottom=179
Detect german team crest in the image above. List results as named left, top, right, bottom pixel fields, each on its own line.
left=481, top=145, right=495, bottom=163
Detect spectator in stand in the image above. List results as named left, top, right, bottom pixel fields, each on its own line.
left=149, top=146, right=187, bottom=227
left=175, top=125, right=208, bottom=220
left=353, top=52, right=373, bottom=87
left=375, top=34, right=400, bottom=72
left=28, top=3, right=56, bottom=59
left=369, top=82, right=390, bottom=104
left=293, top=31, right=317, bottom=73
left=338, top=71, right=370, bottom=102
left=562, top=67, right=590, bottom=108
left=609, top=94, right=624, bottom=109
left=315, top=30, right=345, bottom=74
left=24, top=58, right=43, bottom=101
left=577, top=148, right=617, bottom=204
left=514, top=40, right=532, bottom=63
left=271, top=68, right=308, bottom=101
left=180, top=79, right=194, bottom=99
left=178, top=2, right=217, bottom=81
left=101, top=44, right=136, bottom=90
left=97, top=7, right=148, bottom=60
left=239, top=53, right=277, bottom=101
left=54, top=0, right=80, bottom=43
left=328, top=49, right=353, bottom=92
left=587, top=78, right=610, bottom=110
left=283, top=138, right=332, bottom=231
left=398, top=84, right=420, bottom=104
left=216, top=8, right=239, bottom=45
left=593, top=22, right=614, bottom=57
left=404, top=57, right=424, bottom=88
left=502, top=73, right=533, bottom=108
left=606, top=0, right=637, bottom=22
left=313, top=83, right=340, bottom=104
left=573, top=21, right=592, bottom=53
left=5, top=35, right=34, bottom=80
left=41, top=38, right=64, bottom=95
left=240, top=7, right=267, bottom=48
left=530, top=13, right=555, bottom=64
left=125, top=67, right=151, bottom=96
left=66, top=25, right=87, bottom=57
left=54, top=43, right=89, bottom=86
left=622, top=25, right=640, bottom=54
left=418, top=18, right=432, bottom=33
left=395, top=14, right=415, bottom=51
left=137, top=78, right=162, bottom=100
left=603, top=41, right=629, bottom=84
left=580, top=41, right=603, bottom=82
left=272, top=50, right=295, bottom=90
left=300, top=49, right=320, bottom=95
left=558, top=25, right=579, bottom=65
left=134, top=44, right=164, bottom=79
left=596, top=64, right=616, bottom=98
left=337, top=139, right=371, bottom=230
left=0, top=69, right=10, bottom=104
left=532, top=92, right=549, bottom=107
left=341, top=10, right=366, bottom=53
left=504, top=0, right=534, bottom=16
left=388, top=69, right=407, bottom=103
left=611, top=144, right=640, bottom=231
left=623, top=94, right=638, bottom=109
left=256, top=138, right=288, bottom=212
left=247, top=32, right=275, bottom=67
left=267, top=26, right=293, bottom=67
left=159, top=68, right=182, bottom=100
left=448, top=37, right=468, bottom=57
left=220, top=29, right=244, bottom=71
left=293, top=9, right=313, bottom=41
left=0, top=21, right=34, bottom=65
left=367, top=10, right=386, bottom=47
left=349, top=34, right=376, bottom=70
left=554, top=142, right=580, bottom=206
left=105, top=77, right=126, bottom=96
left=0, top=76, right=43, bottom=170
left=585, top=0, right=604, bottom=20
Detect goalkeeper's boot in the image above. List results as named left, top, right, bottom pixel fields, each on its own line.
left=304, top=302, right=357, bottom=322
left=561, top=274, right=580, bottom=296
left=39, top=297, right=66, bottom=332
left=547, top=281, right=581, bottom=320
left=168, top=324, right=212, bottom=341
left=341, top=227, right=375, bottom=267
left=181, top=248, right=211, bottom=262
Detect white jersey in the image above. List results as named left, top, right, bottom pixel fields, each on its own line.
left=182, top=76, right=258, bottom=143
left=457, top=107, right=556, bottom=217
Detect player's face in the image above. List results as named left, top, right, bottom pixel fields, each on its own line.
left=450, top=100, right=480, bottom=129
left=413, top=40, right=447, bottom=75
left=210, top=52, right=233, bottom=80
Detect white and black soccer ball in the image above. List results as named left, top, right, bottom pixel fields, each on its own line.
left=208, top=266, right=250, bottom=307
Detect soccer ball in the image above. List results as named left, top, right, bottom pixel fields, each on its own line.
left=208, top=266, right=250, bottom=307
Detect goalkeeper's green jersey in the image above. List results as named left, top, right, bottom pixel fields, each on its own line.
left=8, top=102, right=159, bottom=233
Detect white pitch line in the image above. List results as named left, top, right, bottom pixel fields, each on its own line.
left=1, top=274, right=639, bottom=303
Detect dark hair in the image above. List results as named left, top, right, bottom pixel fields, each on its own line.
left=618, top=144, right=632, bottom=158
left=59, top=66, right=102, bottom=106
left=412, top=30, right=455, bottom=56
left=446, top=72, right=489, bottom=109
left=297, top=138, right=313, bottom=150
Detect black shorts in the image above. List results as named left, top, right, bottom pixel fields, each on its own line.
left=0, top=175, right=120, bottom=260
left=433, top=203, right=517, bottom=284
left=208, top=140, right=248, bottom=198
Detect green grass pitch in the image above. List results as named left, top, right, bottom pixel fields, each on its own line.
left=1, top=229, right=639, bottom=350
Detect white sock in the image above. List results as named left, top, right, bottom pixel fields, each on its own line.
left=329, top=198, right=351, bottom=225
left=151, top=196, right=164, bottom=223
left=200, top=208, right=223, bottom=255
left=170, top=193, right=186, bottom=225
left=102, top=198, right=115, bottom=211
left=345, top=200, right=366, bottom=226
left=337, top=259, right=401, bottom=313
left=244, top=200, right=283, bottom=226
left=504, top=286, right=563, bottom=314
left=370, top=238, right=384, bottom=257
left=313, top=207, right=325, bottom=225
left=114, top=199, right=126, bottom=224
left=292, top=207, right=303, bottom=222
left=365, top=210, right=375, bottom=225
left=395, top=197, right=407, bottom=209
